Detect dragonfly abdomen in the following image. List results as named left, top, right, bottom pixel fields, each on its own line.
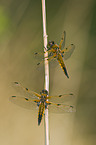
left=57, top=54, right=69, bottom=78
left=38, top=101, right=45, bottom=125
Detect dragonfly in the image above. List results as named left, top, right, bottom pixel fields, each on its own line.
left=9, top=82, right=76, bottom=125
left=35, top=31, right=75, bottom=78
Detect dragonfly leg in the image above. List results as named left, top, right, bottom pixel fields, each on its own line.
left=47, top=54, right=57, bottom=61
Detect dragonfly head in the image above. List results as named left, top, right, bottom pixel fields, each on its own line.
left=40, top=89, right=48, bottom=95
left=48, top=41, right=55, bottom=49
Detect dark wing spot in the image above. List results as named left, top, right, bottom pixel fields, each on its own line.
left=48, top=102, right=51, bottom=105
left=12, top=96, right=16, bottom=98
left=69, top=93, right=73, bottom=95
left=34, top=100, right=39, bottom=103
left=71, top=44, right=73, bottom=45
left=34, top=52, right=38, bottom=55
left=59, top=95, right=62, bottom=97
left=37, top=63, right=40, bottom=65
left=66, top=48, right=68, bottom=50
left=14, top=82, right=18, bottom=84
left=57, top=104, right=61, bottom=106
left=25, top=98, right=29, bottom=101
left=70, top=106, right=73, bottom=108
left=25, top=88, right=28, bottom=91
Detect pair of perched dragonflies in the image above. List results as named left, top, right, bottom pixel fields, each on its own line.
left=10, top=31, right=75, bottom=125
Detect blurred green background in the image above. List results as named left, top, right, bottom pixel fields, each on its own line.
left=0, top=0, right=96, bottom=145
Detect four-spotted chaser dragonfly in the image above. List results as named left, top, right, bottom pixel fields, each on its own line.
left=9, top=82, right=76, bottom=125
left=35, top=31, right=75, bottom=78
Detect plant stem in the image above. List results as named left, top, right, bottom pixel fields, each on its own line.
left=41, top=0, right=49, bottom=145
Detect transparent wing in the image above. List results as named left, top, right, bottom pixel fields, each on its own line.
left=9, top=95, right=39, bottom=111
left=34, top=52, right=44, bottom=56
left=59, top=31, right=66, bottom=49
left=33, top=51, right=51, bottom=66
left=31, top=51, right=45, bottom=70
left=48, top=102, right=76, bottom=113
left=48, top=93, right=74, bottom=104
left=12, top=82, right=41, bottom=100
left=61, top=44, right=75, bottom=60
left=34, top=50, right=57, bottom=66
left=47, top=93, right=76, bottom=113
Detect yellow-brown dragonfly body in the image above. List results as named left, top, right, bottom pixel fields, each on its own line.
left=35, top=31, right=75, bottom=78
left=10, top=82, right=76, bottom=125
left=47, top=31, right=75, bottom=78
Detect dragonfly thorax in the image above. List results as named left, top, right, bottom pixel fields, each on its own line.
left=40, top=95, right=46, bottom=100
left=55, top=47, right=61, bottom=54
left=40, top=97, right=46, bottom=102
left=39, top=89, right=48, bottom=102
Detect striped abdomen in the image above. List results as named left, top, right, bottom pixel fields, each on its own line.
left=38, top=101, right=45, bottom=125
left=57, top=53, right=69, bottom=78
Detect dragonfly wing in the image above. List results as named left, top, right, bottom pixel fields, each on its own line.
left=48, top=102, right=76, bottom=113
left=48, top=93, right=74, bottom=104
left=11, top=82, right=41, bottom=100
left=32, top=50, right=45, bottom=69
left=57, top=53, right=69, bottom=78
left=9, top=95, right=39, bottom=111
left=61, top=44, right=75, bottom=60
left=59, top=31, right=66, bottom=49
left=34, top=50, right=55, bottom=66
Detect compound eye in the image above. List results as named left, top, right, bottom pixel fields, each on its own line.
left=45, top=90, right=48, bottom=95
left=51, top=41, right=54, bottom=44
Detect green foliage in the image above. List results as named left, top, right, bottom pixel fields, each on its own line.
left=0, top=7, right=10, bottom=35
